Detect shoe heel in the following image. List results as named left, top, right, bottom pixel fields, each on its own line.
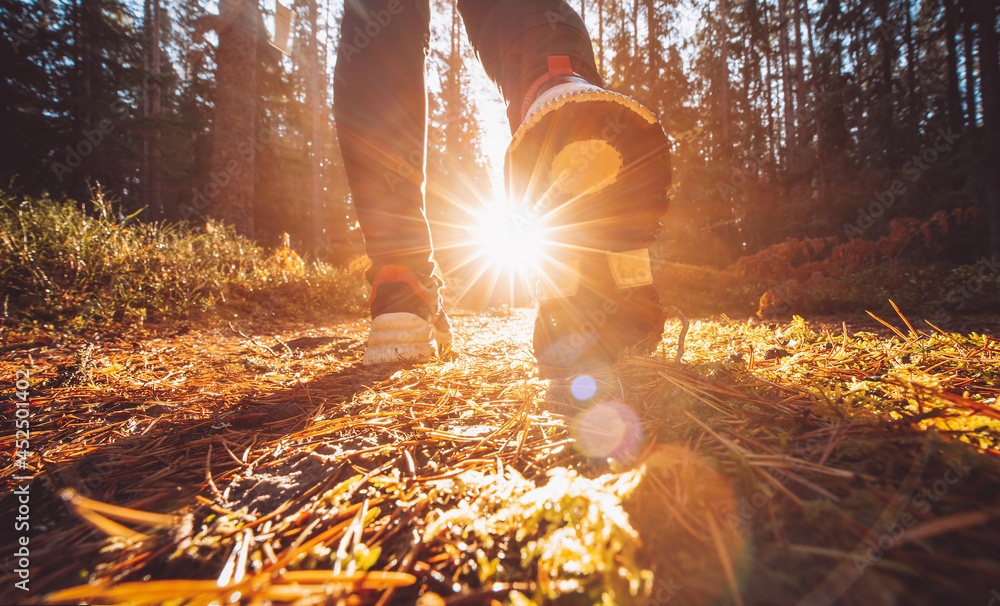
left=363, top=312, right=437, bottom=366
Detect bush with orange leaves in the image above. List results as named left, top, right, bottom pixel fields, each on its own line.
left=655, top=207, right=995, bottom=319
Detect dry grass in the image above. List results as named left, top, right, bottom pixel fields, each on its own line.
left=1, top=307, right=999, bottom=605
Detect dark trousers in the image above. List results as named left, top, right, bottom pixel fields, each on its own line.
left=334, top=0, right=600, bottom=278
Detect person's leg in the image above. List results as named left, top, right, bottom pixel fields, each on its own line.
left=334, top=0, right=435, bottom=279
left=458, top=0, right=673, bottom=373
left=334, top=0, right=450, bottom=365
left=457, top=0, right=601, bottom=130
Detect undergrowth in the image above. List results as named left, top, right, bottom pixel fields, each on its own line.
left=0, top=190, right=367, bottom=330
left=655, top=207, right=1000, bottom=319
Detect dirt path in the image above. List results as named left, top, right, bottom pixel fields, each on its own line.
left=2, top=312, right=999, bottom=605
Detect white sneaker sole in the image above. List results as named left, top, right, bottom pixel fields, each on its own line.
left=362, top=312, right=451, bottom=366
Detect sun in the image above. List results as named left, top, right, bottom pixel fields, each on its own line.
left=441, top=198, right=551, bottom=307
left=468, top=200, right=549, bottom=276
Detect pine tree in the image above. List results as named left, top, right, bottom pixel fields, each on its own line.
left=209, top=0, right=260, bottom=237
left=0, top=0, right=67, bottom=194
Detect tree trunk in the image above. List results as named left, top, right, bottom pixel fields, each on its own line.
left=143, top=0, right=163, bottom=219
left=978, top=3, right=999, bottom=134
left=944, top=0, right=962, bottom=130
left=876, top=0, right=895, bottom=164
left=210, top=0, right=258, bottom=237
left=719, top=0, right=730, bottom=164
left=645, top=0, right=657, bottom=78
left=597, top=0, right=604, bottom=75
left=962, top=0, right=976, bottom=126
left=792, top=0, right=807, bottom=153
left=903, top=0, right=918, bottom=132
left=309, top=0, right=323, bottom=251
left=77, top=0, right=93, bottom=132
left=776, top=0, right=796, bottom=171
left=977, top=2, right=1000, bottom=259
left=445, top=0, right=461, bottom=153
left=764, top=35, right=776, bottom=172
left=802, top=0, right=824, bottom=190
left=632, top=0, right=639, bottom=60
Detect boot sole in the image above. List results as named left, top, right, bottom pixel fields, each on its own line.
left=506, top=88, right=671, bottom=251
left=363, top=312, right=451, bottom=366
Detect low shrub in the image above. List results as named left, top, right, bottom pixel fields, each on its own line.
left=0, top=190, right=367, bottom=330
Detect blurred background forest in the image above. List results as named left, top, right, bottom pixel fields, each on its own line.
left=1, top=0, right=998, bottom=318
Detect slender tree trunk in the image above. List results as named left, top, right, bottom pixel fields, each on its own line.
left=777, top=0, right=796, bottom=171
left=597, top=0, right=604, bottom=75
left=645, top=0, right=657, bottom=77
left=143, top=0, right=163, bottom=219
left=632, top=0, right=639, bottom=60
left=977, top=4, right=999, bottom=134
left=792, top=0, right=807, bottom=153
left=72, top=0, right=101, bottom=202
left=764, top=36, right=775, bottom=172
left=719, top=0, right=730, bottom=164
left=78, top=0, right=93, bottom=132
left=819, top=0, right=848, bottom=168
left=151, top=0, right=161, bottom=217
left=309, top=0, right=323, bottom=251
left=210, top=0, right=258, bottom=236
left=803, top=0, right=818, bottom=71
left=877, top=0, right=895, bottom=164
left=446, top=0, right=461, bottom=153
left=903, top=0, right=917, bottom=129
left=802, top=0, right=824, bottom=190
left=977, top=2, right=1000, bottom=258
left=962, top=0, right=976, bottom=127
left=943, top=0, right=961, bottom=130
left=143, top=0, right=151, bottom=213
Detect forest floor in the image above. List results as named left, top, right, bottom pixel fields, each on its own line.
left=2, top=309, right=1000, bottom=606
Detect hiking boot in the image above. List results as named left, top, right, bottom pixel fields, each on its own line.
left=506, top=58, right=671, bottom=372
left=532, top=250, right=666, bottom=371
left=363, top=265, right=452, bottom=366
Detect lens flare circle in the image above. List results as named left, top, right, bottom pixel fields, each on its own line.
left=572, top=401, right=641, bottom=461
left=570, top=374, right=598, bottom=401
